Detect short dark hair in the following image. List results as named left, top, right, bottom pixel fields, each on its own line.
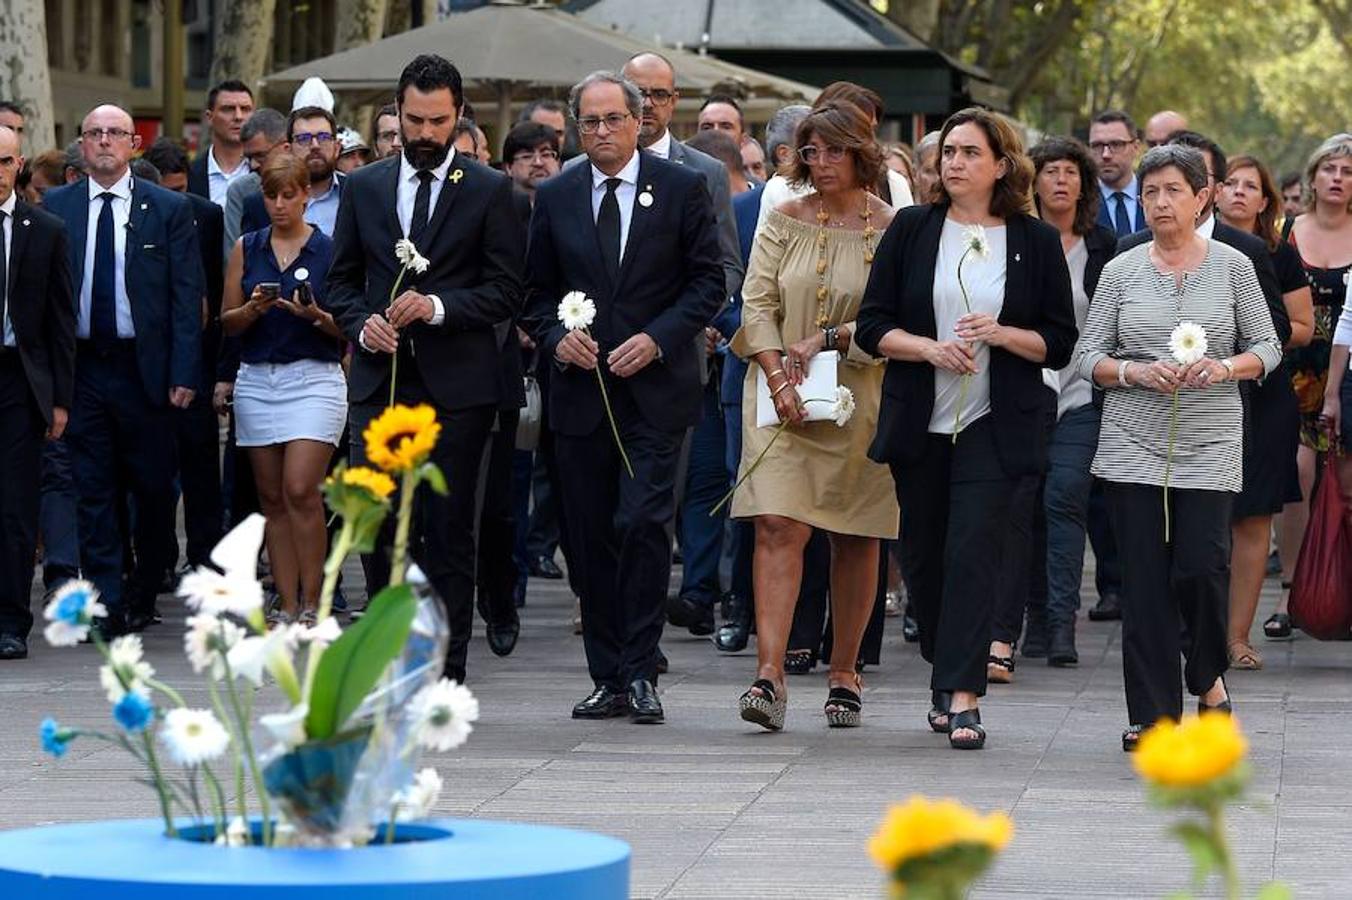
left=130, top=158, right=161, bottom=185
left=1090, top=109, right=1138, bottom=137
left=261, top=153, right=310, bottom=197
left=287, top=106, right=337, bottom=141
left=206, top=79, right=253, bottom=111
left=700, top=94, right=744, bottom=127
left=1166, top=129, right=1226, bottom=182
left=684, top=129, right=743, bottom=178
left=1137, top=144, right=1209, bottom=194
left=814, top=82, right=884, bottom=123
left=28, top=148, right=65, bottom=185
left=241, top=108, right=287, bottom=144
left=936, top=107, right=1035, bottom=218
left=141, top=137, right=190, bottom=176
left=371, top=102, right=398, bottom=140
left=518, top=99, right=565, bottom=124
left=1280, top=171, right=1302, bottom=193
left=502, top=121, right=559, bottom=162
left=452, top=117, right=478, bottom=152
left=396, top=54, right=464, bottom=110
left=0, top=100, right=24, bottom=119
left=1030, top=136, right=1101, bottom=236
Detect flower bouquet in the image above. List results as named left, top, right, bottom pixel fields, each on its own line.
left=38, top=402, right=478, bottom=848
left=868, top=795, right=1013, bottom=899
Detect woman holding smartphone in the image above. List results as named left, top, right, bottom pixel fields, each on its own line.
left=221, top=153, right=345, bottom=625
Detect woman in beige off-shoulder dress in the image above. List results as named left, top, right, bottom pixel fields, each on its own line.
left=728, top=100, right=899, bottom=732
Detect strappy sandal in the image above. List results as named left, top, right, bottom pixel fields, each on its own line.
left=298, top=607, right=318, bottom=627
left=739, top=679, right=787, bottom=732
left=987, top=654, right=1015, bottom=685
left=784, top=649, right=815, bottom=675
left=1227, top=639, right=1263, bottom=670
left=1122, top=725, right=1144, bottom=752
left=927, top=691, right=952, bottom=733
left=1263, top=612, right=1292, bottom=639
left=824, top=673, right=862, bottom=728
left=1198, top=677, right=1233, bottom=716
left=948, top=708, right=986, bottom=750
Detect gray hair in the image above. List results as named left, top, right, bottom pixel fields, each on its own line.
left=63, top=141, right=86, bottom=175
left=568, top=71, right=642, bottom=122
left=1303, top=132, right=1352, bottom=208
left=241, top=107, right=287, bottom=144
left=1137, top=144, right=1208, bottom=194
left=914, top=130, right=940, bottom=164
left=764, top=104, right=810, bottom=163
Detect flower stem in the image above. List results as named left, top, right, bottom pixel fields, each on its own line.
left=1208, top=802, right=1241, bottom=900
left=206, top=675, right=249, bottom=824
left=202, top=763, right=228, bottom=840
left=140, top=730, right=178, bottom=838
left=386, top=267, right=409, bottom=408
left=711, top=420, right=789, bottom=516
left=304, top=523, right=355, bottom=699
left=952, top=247, right=974, bottom=441
left=1164, top=391, right=1179, bottom=543
left=587, top=329, right=634, bottom=478
left=389, top=468, right=418, bottom=587
left=221, top=660, right=271, bottom=846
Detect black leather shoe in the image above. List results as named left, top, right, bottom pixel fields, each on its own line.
left=627, top=679, right=664, bottom=724
left=0, top=635, right=28, bottom=660
left=666, top=594, right=715, bottom=636
left=901, top=610, right=920, bottom=643
left=124, top=609, right=159, bottom=633
left=1021, top=616, right=1050, bottom=659
left=529, top=555, right=564, bottom=580
left=572, top=685, right=628, bottom=719
left=1047, top=621, right=1078, bottom=667
left=85, top=617, right=127, bottom=643
left=1087, top=593, right=1122, bottom=622
left=714, top=594, right=751, bottom=652
left=485, top=621, right=519, bottom=657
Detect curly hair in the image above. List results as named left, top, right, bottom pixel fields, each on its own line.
left=935, top=107, right=1033, bottom=218
left=1030, top=136, right=1100, bottom=236
left=781, top=100, right=883, bottom=194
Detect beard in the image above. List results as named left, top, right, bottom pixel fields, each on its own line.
left=404, top=138, right=450, bottom=171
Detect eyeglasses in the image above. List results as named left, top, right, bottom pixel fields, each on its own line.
left=797, top=145, right=847, bottom=164
left=82, top=127, right=133, bottom=142
left=1088, top=139, right=1134, bottom=155
left=639, top=89, right=676, bottom=106
left=292, top=131, right=335, bottom=146
left=376, top=130, right=400, bottom=144
left=512, top=148, right=559, bottom=164
left=576, top=113, right=632, bottom=135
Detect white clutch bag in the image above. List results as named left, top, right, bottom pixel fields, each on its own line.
left=756, top=351, right=839, bottom=428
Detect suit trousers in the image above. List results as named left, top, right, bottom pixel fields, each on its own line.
left=475, top=408, right=521, bottom=630
left=0, top=356, right=44, bottom=638
left=992, top=388, right=1056, bottom=644
left=173, top=394, right=224, bottom=568
left=891, top=416, right=1017, bottom=697
left=1088, top=478, right=1123, bottom=598
left=722, top=401, right=754, bottom=603
left=39, top=439, right=81, bottom=588
left=67, top=343, right=177, bottom=622
left=1106, top=481, right=1232, bottom=726
left=351, top=381, right=495, bottom=684
left=677, top=378, right=727, bottom=606
left=554, top=385, right=683, bottom=690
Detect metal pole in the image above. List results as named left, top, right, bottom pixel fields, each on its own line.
left=163, top=0, right=185, bottom=139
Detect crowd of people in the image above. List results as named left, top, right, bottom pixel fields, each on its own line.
left=0, top=54, right=1348, bottom=752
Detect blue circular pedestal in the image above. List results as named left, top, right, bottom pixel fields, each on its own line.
left=0, top=818, right=630, bottom=898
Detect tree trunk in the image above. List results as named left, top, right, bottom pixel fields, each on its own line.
left=210, top=0, right=279, bottom=94
left=883, top=0, right=941, bottom=41
left=0, top=0, right=56, bottom=152
left=336, top=0, right=390, bottom=50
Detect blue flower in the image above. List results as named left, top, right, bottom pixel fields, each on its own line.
left=54, top=589, right=89, bottom=624
left=40, top=718, right=73, bottom=758
left=112, top=692, right=154, bottom=733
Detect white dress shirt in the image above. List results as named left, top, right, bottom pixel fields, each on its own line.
left=1098, top=176, right=1142, bottom=232
left=393, top=149, right=457, bottom=329
left=207, top=147, right=249, bottom=208
left=590, top=150, right=640, bottom=262
left=647, top=130, right=673, bottom=161
left=1, top=191, right=14, bottom=346
left=1196, top=213, right=1216, bottom=239
left=78, top=172, right=134, bottom=339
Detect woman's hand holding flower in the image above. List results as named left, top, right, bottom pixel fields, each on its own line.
left=772, top=381, right=806, bottom=425
left=924, top=338, right=978, bottom=374
left=1180, top=357, right=1228, bottom=389
left=1130, top=360, right=1182, bottom=394
left=954, top=312, right=1005, bottom=347
left=784, top=336, right=824, bottom=386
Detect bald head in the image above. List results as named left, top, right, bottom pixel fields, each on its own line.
left=0, top=125, right=23, bottom=205
left=622, top=53, right=678, bottom=147
left=1145, top=110, right=1188, bottom=147
left=80, top=104, right=140, bottom=185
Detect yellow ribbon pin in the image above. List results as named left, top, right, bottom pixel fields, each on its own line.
left=449, top=169, right=464, bottom=184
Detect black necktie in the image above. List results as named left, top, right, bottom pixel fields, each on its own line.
left=597, top=177, right=621, bottom=282
left=409, top=170, right=433, bottom=247
left=0, top=210, right=8, bottom=345
left=1113, top=191, right=1133, bottom=237
left=91, top=192, right=118, bottom=347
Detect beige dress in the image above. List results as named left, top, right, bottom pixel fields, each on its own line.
left=729, top=208, right=899, bottom=538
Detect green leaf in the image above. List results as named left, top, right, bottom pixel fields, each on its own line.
left=1170, top=822, right=1219, bottom=889
left=348, top=503, right=390, bottom=555
left=1255, top=883, right=1294, bottom=900
left=420, top=462, right=448, bottom=496
left=305, top=583, right=417, bottom=740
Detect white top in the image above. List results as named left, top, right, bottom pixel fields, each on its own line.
left=590, top=149, right=640, bottom=262
left=396, top=149, right=456, bottom=239
left=929, top=219, right=1007, bottom=434
left=1053, top=237, right=1093, bottom=417
left=79, top=171, right=134, bottom=339
left=647, top=130, right=673, bottom=160
left=0, top=191, right=14, bottom=346
left=1333, top=301, right=1352, bottom=361
left=755, top=170, right=913, bottom=236
left=206, top=147, right=249, bottom=207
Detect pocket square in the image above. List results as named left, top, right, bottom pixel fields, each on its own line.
left=142, top=243, right=158, bottom=250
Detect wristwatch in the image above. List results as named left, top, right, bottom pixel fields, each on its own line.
left=823, top=326, right=838, bottom=352
left=1220, top=358, right=1235, bottom=381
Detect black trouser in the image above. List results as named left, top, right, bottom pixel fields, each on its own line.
left=1106, top=481, right=1232, bottom=727
left=891, top=417, right=1018, bottom=697
left=0, top=356, right=44, bottom=639
left=350, top=380, right=495, bottom=685
left=992, top=388, right=1056, bottom=645
left=553, top=386, right=683, bottom=691
left=172, top=393, right=223, bottom=569
left=475, top=408, right=520, bottom=630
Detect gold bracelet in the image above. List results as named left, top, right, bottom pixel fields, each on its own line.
left=770, top=381, right=792, bottom=399
left=766, top=368, right=786, bottom=381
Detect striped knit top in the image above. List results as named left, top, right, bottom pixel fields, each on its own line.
left=1075, top=239, right=1282, bottom=492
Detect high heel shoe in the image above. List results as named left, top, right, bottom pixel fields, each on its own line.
left=739, top=679, right=786, bottom=732
left=824, top=673, right=862, bottom=728
left=1198, top=676, right=1233, bottom=715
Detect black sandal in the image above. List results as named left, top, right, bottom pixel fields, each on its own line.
left=1263, top=612, right=1292, bottom=639
left=1122, top=725, right=1144, bottom=752
left=824, top=680, right=862, bottom=728
left=1198, top=677, right=1233, bottom=716
left=987, top=654, right=1015, bottom=685
left=738, top=679, right=786, bottom=731
left=948, top=708, right=986, bottom=750
left=927, top=691, right=952, bottom=733
left=784, top=649, right=814, bottom=675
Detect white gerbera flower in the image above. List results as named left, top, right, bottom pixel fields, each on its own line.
left=184, top=613, right=245, bottom=679
left=160, top=708, right=231, bottom=766
left=41, top=580, right=108, bottom=646
left=99, top=636, right=155, bottom=702
left=1169, top=320, right=1209, bottom=366
left=215, top=816, right=251, bottom=847
left=411, top=678, right=479, bottom=752
left=557, top=291, right=597, bottom=331
left=393, top=767, right=443, bottom=821
left=829, top=385, right=856, bottom=427
left=259, top=703, right=309, bottom=749
left=178, top=515, right=267, bottom=618
left=963, top=224, right=990, bottom=259
left=395, top=238, right=430, bottom=274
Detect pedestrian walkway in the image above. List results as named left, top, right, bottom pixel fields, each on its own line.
left=4, top=568, right=1349, bottom=898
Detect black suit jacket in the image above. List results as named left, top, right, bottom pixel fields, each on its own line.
left=326, top=154, right=525, bottom=410
left=1117, top=220, right=1291, bottom=345
left=855, top=204, right=1079, bottom=475
left=1083, top=224, right=1119, bottom=301
left=522, top=152, right=725, bottom=435
left=43, top=177, right=204, bottom=405
left=187, top=151, right=209, bottom=201
left=5, top=200, right=76, bottom=423
left=184, top=194, right=224, bottom=393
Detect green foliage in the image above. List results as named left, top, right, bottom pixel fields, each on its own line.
left=419, top=461, right=448, bottom=496
left=1255, top=882, right=1295, bottom=900
left=304, top=583, right=417, bottom=741
left=1170, top=821, right=1222, bottom=890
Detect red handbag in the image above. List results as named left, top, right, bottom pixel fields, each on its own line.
left=1289, top=451, right=1352, bottom=640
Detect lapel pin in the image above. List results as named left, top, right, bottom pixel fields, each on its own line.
left=449, top=169, right=463, bottom=184
left=140, top=202, right=148, bottom=210
left=1014, top=252, right=1021, bottom=262
left=21, top=218, right=30, bottom=226
left=638, top=188, right=654, bottom=208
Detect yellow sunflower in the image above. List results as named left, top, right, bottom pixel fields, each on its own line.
left=1133, top=712, right=1247, bottom=789
left=337, top=466, right=396, bottom=499
left=363, top=404, right=441, bottom=473
left=868, top=795, right=1014, bottom=872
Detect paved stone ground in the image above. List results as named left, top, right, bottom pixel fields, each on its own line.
left=3, top=558, right=1350, bottom=898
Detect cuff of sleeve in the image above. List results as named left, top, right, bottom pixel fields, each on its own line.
left=427, top=294, right=445, bottom=326
left=358, top=325, right=371, bottom=353
left=1077, top=351, right=1107, bottom=384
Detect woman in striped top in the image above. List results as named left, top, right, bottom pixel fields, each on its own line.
left=1075, top=145, right=1282, bottom=751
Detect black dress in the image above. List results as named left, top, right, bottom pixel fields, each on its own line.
left=1234, top=240, right=1304, bottom=518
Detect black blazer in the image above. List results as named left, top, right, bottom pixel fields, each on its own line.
left=5, top=200, right=76, bottom=423
left=1117, top=220, right=1291, bottom=346
left=185, top=193, right=224, bottom=393
left=326, top=154, right=525, bottom=410
left=855, top=204, right=1079, bottom=475
left=521, top=152, right=725, bottom=435
left=43, top=177, right=205, bottom=404
left=186, top=151, right=209, bottom=201
left=1083, top=224, right=1119, bottom=301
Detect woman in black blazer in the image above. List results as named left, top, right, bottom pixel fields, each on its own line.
left=855, top=108, right=1077, bottom=750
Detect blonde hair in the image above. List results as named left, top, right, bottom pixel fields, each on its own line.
left=1302, top=133, right=1352, bottom=211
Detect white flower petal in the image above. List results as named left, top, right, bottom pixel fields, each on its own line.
left=208, top=514, right=267, bottom=579
left=411, top=678, right=479, bottom=752
left=1169, top=321, right=1209, bottom=366
left=260, top=703, right=310, bottom=749
left=161, top=708, right=231, bottom=767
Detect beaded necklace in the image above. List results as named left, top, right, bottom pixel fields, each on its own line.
left=813, top=193, right=877, bottom=328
